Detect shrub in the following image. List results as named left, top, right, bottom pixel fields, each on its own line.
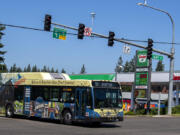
left=124, top=111, right=136, bottom=115
left=172, top=105, right=180, bottom=114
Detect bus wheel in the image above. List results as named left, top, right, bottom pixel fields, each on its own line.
left=63, top=110, right=72, bottom=125
left=6, top=105, right=14, bottom=118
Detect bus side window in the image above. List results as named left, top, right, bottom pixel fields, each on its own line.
left=14, top=86, right=24, bottom=101
left=43, top=87, right=50, bottom=101
left=50, top=87, right=59, bottom=102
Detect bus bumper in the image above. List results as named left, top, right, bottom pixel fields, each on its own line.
left=85, top=116, right=123, bottom=122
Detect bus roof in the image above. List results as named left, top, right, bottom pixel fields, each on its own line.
left=70, top=74, right=115, bottom=81
left=15, top=79, right=92, bottom=87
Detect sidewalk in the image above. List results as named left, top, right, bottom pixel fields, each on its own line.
left=125, top=114, right=180, bottom=118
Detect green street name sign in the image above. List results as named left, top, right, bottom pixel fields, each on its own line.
left=53, top=27, right=67, bottom=40
left=152, top=54, right=163, bottom=61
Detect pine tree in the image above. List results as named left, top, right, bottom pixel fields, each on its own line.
left=12, top=64, right=17, bottom=72
left=129, top=55, right=136, bottom=72
left=51, top=67, right=55, bottom=73
left=24, top=67, right=27, bottom=72
left=27, top=64, right=31, bottom=72
left=41, top=65, right=47, bottom=72
left=115, top=56, right=123, bottom=73
left=123, top=61, right=130, bottom=72
left=32, top=65, right=37, bottom=72
left=61, top=68, right=66, bottom=73
left=80, top=64, right=86, bottom=74
left=55, top=69, right=59, bottom=73
left=0, top=24, right=7, bottom=73
left=16, top=67, right=22, bottom=72
left=155, top=61, right=164, bottom=71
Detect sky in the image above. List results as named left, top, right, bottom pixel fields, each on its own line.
left=0, top=0, right=180, bottom=74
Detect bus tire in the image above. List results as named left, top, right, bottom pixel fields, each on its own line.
left=6, top=104, right=14, bottom=118
left=63, top=110, right=72, bottom=125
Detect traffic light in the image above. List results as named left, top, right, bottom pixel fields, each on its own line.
left=147, top=38, right=153, bottom=59
left=44, top=14, right=51, bottom=31
left=78, top=23, right=85, bottom=39
left=108, top=31, right=115, bottom=46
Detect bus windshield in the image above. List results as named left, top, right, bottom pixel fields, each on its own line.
left=94, top=88, right=122, bottom=109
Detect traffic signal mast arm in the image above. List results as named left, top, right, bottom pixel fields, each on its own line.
left=51, top=22, right=172, bottom=58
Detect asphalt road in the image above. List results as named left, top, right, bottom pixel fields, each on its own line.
left=0, top=116, right=180, bottom=135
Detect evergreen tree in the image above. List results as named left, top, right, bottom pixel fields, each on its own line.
left=9, top=66, right=13, bottom=72
left=27, top=64, right=31, bottom=72
left=80, top=64, right=86, bottom=74
left=155, top=61, right=164, bottom=71
left=129, top=55, right=136, bottom=72
left=41, top=65, right=47, bottom=72
left=16, top=67, right=22, bottom=72
left=47, top=67, right=50, bottom=72
left=32, top=65, right=37, bottom=72
left=12, top=64, right=17, bottom=72
left=115, top=56, right=123, bottom=73
left=61, top=68, right=66, bottom=73
left=51, top=67, right=55, bottom=73
left=24, top=67, right=27, bottom=72
left=0, top=24, right=7, bottom=73
left=123, top=61, right=130, bottom=72
left=55, top=69, right=59, bottom=73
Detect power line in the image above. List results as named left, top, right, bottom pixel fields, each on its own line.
left=1, top=23, right=180, bottom=45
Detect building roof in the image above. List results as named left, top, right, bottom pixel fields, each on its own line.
left=115, top=72, right=178, bottom=83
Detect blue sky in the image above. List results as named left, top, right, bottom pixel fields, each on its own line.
left=0, top=0, right=180, bottom=74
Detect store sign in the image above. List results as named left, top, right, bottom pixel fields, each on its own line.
left=136, top=50, right=148, bottom=67
left=135, top=72, right=148, bottom=86
left=173, top=73, right=180, bottom=81
left=134, top=89, right=146, bottom=98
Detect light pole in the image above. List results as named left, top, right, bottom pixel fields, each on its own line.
left=90, top=12, right=96, bottom=29
left=137, top=2, right=175, bottom=115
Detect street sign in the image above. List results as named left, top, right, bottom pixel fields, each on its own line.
left=53, top=27, right=67, bottom=40
left=152, top=54, right=163, bottom=61
left=123, top=45, right=131, bottom=54
left=136, top=50, right=148, bottom=67
left=84, top=27, right=92, bottom=36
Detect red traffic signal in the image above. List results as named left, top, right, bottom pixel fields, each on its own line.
left=147, top=38, right=153, bottom=59
left=108, top=31, right=115, bottom=46
left=44, top=14, right=51, bottom=31
left=78, top=23, right=85, bottom=39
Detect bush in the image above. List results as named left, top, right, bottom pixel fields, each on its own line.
left=124, top=111, right=136, bottom=115
left=136, top=109, right=146, bottom=115
left=172, top=105, right=180, bottom=114
left=150, top=108, right=158, bottom=115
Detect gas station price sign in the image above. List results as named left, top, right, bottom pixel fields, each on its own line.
left=135, top=72, right=148, bottom=85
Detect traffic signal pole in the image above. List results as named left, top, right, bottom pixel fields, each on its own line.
left=147, top=58, right=152, bottom=115
left=51, top=22, right=171, bottom=58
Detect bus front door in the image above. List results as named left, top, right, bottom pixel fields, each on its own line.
left=75, top=88, right=86, bottom=119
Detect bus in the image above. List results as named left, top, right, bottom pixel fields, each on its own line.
left=0, top=74, right=123, bottom=124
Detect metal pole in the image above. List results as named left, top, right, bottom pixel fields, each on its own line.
left=130, top=51, right=137, bottom=111
left=158, top=92, right=161, bottom=115
left=52, top=22, right=171, bottom=57
left=137, top=3, right=175, bottom=115
left=147, top=58, right=152, bottom=115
